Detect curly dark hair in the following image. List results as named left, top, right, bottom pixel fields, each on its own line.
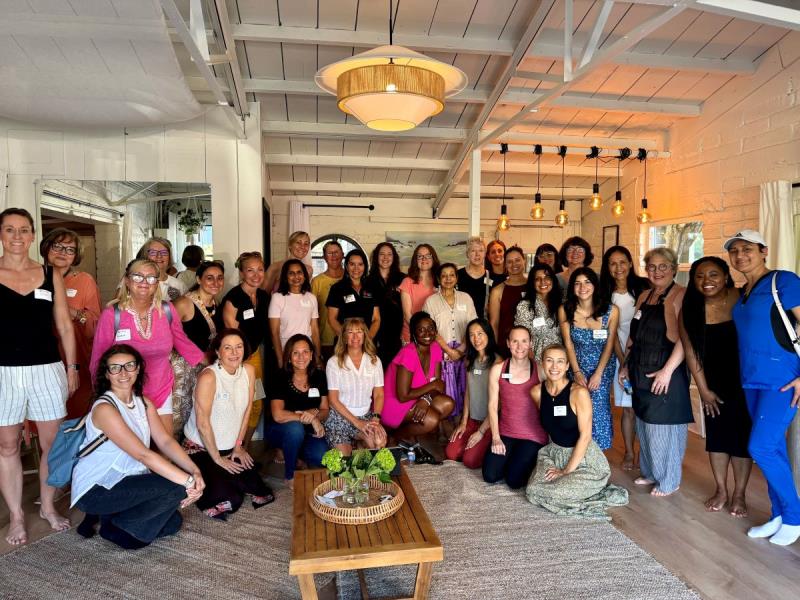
left=558, top=236, right=594, bottom=268
left=93, top=344, right=146, bottom=399
left=277, top=259, right=311, bottom=295
left=369, top=242, right=402, bottom=280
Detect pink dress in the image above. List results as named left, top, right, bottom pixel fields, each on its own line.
left=90, top=303, right=205, bottom=409
left=398, top=276, right=435, bottom=342
left=381, top=342, right=444, bottom=428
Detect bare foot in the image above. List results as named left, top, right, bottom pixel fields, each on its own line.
left=622, top=454, right=635, bottom=471
left=651, top=487, right=679, bottom=497
left=39, top=510, right=71, bottom=532
left=729, top=496, right=748, bottom=518
left=5, top=516, right=27, bottom=545
left=634, top=477, right=655, bottom=485
left=704, top=490, right=728, bottom=512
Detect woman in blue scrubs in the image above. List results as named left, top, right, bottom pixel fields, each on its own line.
left=727, top=230, right=800, bottom=546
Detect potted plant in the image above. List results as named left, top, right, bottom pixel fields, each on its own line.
left=176, top=208, right=205, bottom=236
left=321, top=448, right=396, bottom=505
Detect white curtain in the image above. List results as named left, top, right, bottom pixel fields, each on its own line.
left=288, top=199, right=312, bottom=268
left=759, top=180, right=795, bottom=270
left=0, top=169, right=7, bottom=211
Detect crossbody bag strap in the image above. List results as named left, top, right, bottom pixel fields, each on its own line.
left=76, top=394, right=120, bottom=459
left=186, top=292, right=217, bottom=340
left=771, top=272, right=800, bottom=352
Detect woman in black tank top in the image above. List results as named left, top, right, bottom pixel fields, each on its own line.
left=526, top=344, right=629, bottom=517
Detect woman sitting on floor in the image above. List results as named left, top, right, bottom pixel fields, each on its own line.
left=381, top=311, right=455, bottom=442
left=483, top=326, right=547, bottom=489
left=265, top=334, right=330, bottom=488
left=445, top=318, right=500, bottom=469
left=183, top=329, right=275, bottom=519
left=71, top=344, right=205, bottom=549
left=325, top=317, right=387, bottom=455
left=526, top=344, right=629, bottom=517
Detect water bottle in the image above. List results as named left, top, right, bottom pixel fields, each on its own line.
left=406, top=448, right=416, bottom=465
left=622, top=377, right=633, bottom=396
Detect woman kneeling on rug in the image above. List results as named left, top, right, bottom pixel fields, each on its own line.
left=183, top=329, right=275, bottom=519
left=71, top=344, right=205, bottom=549
left=483, top=326, right=547, bottom=489
left=526, top=344, right=629, bottom=517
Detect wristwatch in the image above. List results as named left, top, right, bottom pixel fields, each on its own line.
left=183, top=474, right=195, bottom=489
left=68, top=364, right=80, bottom=371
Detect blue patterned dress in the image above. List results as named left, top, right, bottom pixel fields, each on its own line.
left=569, top=305, right=614, bottom=449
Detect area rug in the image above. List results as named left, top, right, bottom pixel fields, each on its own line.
left=0, top=464, right=698, bottom=600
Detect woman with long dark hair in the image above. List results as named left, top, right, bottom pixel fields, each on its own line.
left=269, top=258, right=321, bottom=367
left=367, top=242, right=406, bottom=366
left=559, top=267, right=619, bottom=450
left=600, top=245, right=650, bottom=470
left=514, top=263, right=562, bottom=361
left=327, top=249, right=380, bottom=341
left=680, top=256, right=752, bottom=516
left=488, top=246, right=527, bottom=357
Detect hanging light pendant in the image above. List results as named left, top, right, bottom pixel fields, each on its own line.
left=315, top=1, right=467, bottom=131
left=588, top=146, right=602, bottom=210
left=611, top=148, right=630, bottom=217
left=497, top=143, right=511, bottom=231
left=555, top=146, right=568, bottom=227
left=637, top=150, right=652, bottom=224
left=530, top=144, right=544, bottom=220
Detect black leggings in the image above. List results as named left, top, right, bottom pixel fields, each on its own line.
left=482, top=435, right=543, bottom=489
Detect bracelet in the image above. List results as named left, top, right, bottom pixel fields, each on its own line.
left=183, top=474, right=195, bottom=489
left=420, top=395, right=432, bottom=406
left=68, top=363, right=80, bottom=371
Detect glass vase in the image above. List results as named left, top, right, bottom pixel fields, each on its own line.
left=343, top=478, right=369, bottom=506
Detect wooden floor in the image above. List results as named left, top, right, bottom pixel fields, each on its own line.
left=2, top=425, right=800, bottom=599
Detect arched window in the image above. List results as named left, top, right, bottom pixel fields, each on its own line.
left=310, top=234, right=363, bottom=275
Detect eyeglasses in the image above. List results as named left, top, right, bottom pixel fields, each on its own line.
left=417, top=254, right=433, bottom=261
left=537, top=251, right=556, bottom=258
left=147, top=249, right=169, bottom=258
left=107, top=360, right=139, bottom=374
left=566, top=246, right=586, bottom=255
left=129, top=272, right=159, bottom=284
left=51, top=243, right=77, bottom=256
left=645, top=263, right=673, bottom=273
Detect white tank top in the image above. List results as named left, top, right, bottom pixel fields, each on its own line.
left=612, top=291, right=637, bottom=348
left=70, top=392, right=150, bottom=507
left=183, top=363, right=251, bottom=451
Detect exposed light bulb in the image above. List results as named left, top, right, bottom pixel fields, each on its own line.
left=590, top=183, right=602, bottom=210
left=385, top=83, right=397, bottom=92
left=497, top=204, right=510, bottom=231
left=636, top=198, right=651, bottom=224
left=555, top=209, right=569, bottom=227
left=611, top=190, right=624, bottom=217
left=530, top=192, right=544, bottom=220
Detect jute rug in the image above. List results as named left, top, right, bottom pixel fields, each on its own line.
left=0, top=464, right=698, bottom=600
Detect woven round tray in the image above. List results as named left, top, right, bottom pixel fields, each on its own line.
left=309, top=475, right=405, bottom=525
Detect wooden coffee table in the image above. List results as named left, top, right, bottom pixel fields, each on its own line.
left=289, top=467, right=443, bottom=599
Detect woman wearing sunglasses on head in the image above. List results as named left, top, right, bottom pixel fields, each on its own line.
left=90, top=259, right=206, bottom=437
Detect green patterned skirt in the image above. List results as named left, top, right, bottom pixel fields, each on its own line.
left=526, top=440, right=629, bottom=518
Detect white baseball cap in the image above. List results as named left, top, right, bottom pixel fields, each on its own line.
left=723, top=229, right=768, bottom=250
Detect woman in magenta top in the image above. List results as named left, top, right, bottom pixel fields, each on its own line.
left=399, top=244, right=439, bottom=344
left=483, top=326, right=547, bottom=489
left=381, top=312, right=454, bottom=439
left=90, top=259, right=205, bottom=433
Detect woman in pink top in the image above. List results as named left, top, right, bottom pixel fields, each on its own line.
left=399, top=244, right=439, bottom=343
left=382, top=312, right=454, bottom=439
left=482, top=326, right=547, bottom=489
left=91, top=259, right=206, bottom=433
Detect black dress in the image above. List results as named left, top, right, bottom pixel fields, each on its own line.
left=701, top=321, right=751, bottom=457
left=367, top=271, right=406, bottom=367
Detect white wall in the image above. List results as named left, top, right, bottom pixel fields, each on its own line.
left=582, top=30, right=800, bottom=276
left=0, top=103, right=263, bottom=289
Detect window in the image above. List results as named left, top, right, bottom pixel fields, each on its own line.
left=646, top=221, right=703, bottom=286
left=310, top=234, right=363, bottom=275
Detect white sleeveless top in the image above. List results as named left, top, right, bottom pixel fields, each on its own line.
left=612, top=291, right=637, bottom=348
left=71, top=392, right=150, bottom=507
left=183, top=363, right=250, bottom=451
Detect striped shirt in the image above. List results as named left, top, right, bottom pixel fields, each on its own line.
left=326, top=353, right=384, bottom=417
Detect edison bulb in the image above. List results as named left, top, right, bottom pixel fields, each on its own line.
left=497, top=213, right=510, bottom=231
left=555, top=210, right=569, bottom=227
left=612, top=200, right=625, bottom=217
left=590, top=193, right=602, bottom=211
left=531, top=204, right=545, bottom=220
left=637, top=209, right=651, bottom=224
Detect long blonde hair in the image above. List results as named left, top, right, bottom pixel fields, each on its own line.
left=334, top=317, right=378, bottom=369
left=112, top=258, right=165, bottom=313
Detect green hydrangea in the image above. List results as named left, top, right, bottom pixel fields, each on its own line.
left=321, top=448, right=344, bottom=474
left=351, top=449, right=373, bottom=470
left=372, top=448, right=396, bottom=472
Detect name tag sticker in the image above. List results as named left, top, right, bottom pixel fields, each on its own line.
left=554, top=405, right=567, bottom=417
left=429, top=376, right=436, bottom=382
left=593, top=329, right=608, bottom=340
left=633, top=310, right=642, bottom=320
left=66, top=288, right=78, bottom=298
left=520, top=291, right=526, bottom=298
left=532, top=317, right=546, bottom=328
left=456, top=303, right=467, bottom=312
left=473, top=369, right=482, bottom=375
left=501, top=373, right=512, bottom=379
left=300, top=298, right=311, bottom=307
left=484, top=277, right=492, bottom=286
left=344, top=294, right=356, bottom=303
left=115, top=328, right=132, bottom=341
left=308, top=388, right=320, bottom=398
left=243, top=308, right=255, bottom=320
left=34, top=288, right=52, bottom=301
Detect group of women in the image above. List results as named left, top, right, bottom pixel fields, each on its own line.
left=1, top=205, right=798, bottom=548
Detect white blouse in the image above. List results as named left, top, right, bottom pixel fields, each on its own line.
left=326, top=354, right=384, bottom=417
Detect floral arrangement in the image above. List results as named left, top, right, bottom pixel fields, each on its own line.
left=321, top=448, right=396, bottom=484
left=176, top=208, right=205, bottom=235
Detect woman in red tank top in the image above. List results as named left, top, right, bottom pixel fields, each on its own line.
left=488, top=246, right=528, bottom=358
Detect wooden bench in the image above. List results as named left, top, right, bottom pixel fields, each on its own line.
left=290, top=467, right=443, bottom=599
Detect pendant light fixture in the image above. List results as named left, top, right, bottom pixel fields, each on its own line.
left=636, top=149, right=652, bottom=224
left=611, top=147, right=631, bottom=217
left=497, top=143, right=511, bottom=231
left=588, top=146, right=602, bottom=210
left=555, top=146, right=569, bottom=227
left=315, top=1, right=467, bottom=131
left=530, top=144, right=544, bottom=220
